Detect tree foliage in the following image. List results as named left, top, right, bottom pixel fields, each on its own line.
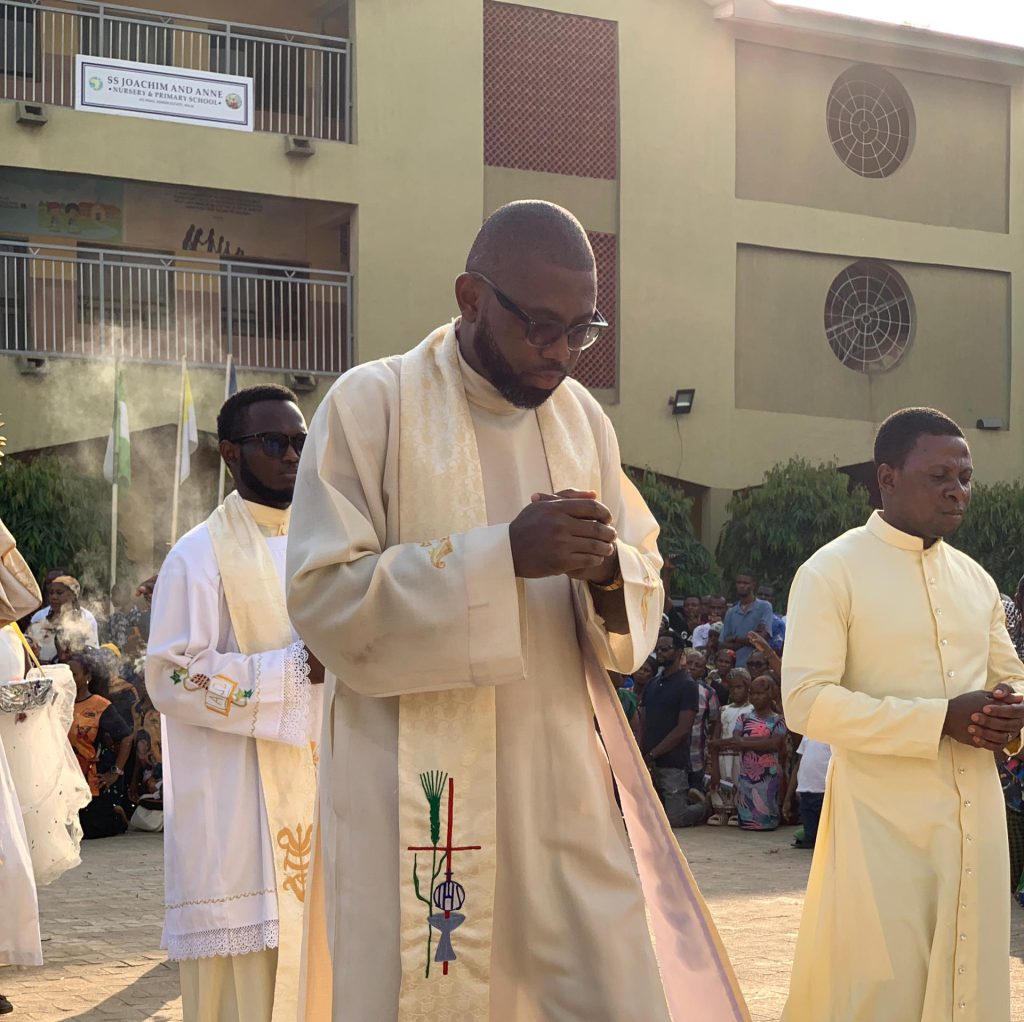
left=952, top=480, right=1024, bottom=596
left=0, top=455, right=129, bottom=597
left=716, top=458, right=872, bottom=609
left=628, top=467, right=721, bottom=597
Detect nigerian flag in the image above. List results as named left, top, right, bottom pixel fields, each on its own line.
left=103, top=367, right=131, bottom=487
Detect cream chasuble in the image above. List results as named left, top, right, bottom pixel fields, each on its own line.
left=288, top=324, right=749, bottom=1021
left=782, top=512, right=1024, bottom=1022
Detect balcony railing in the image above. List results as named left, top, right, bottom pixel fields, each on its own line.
left=0, top=0, right=351, bottom=141
left=0, top=240, right=353, bottom=374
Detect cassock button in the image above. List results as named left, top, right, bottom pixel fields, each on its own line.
left=959, top=966, right=966, bottom=975
left=966, top=834, right=973, bottom=842
left=961, top=903, right=968, bottom=910
left=958, top=767, right=967, bottom=775
left=959, top=1001, right=967, bottom=1010
left=936, top=608, right=943, bottom=615
left=948, top=670, right=956, bottom=678
left=960, top=933, right=967, bottom=941
left=941, top=639, right=949, bottom=646
left=963, top=800, right=971, bottom=808
left=929, top=578, right=937, bottom=585
left=966, top=868, right=974, bottom=876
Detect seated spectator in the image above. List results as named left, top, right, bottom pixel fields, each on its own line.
left=67, top=650, right=132, bottom=839
left=27, top=576, right=98, bottom=663
left=684, top=650, right=720, bottom=792
left=784, top=738, right=832, bottom=850
left=708, top=669, right=753, bottom=826
left=642, top=633, right=706, bottom=828
left=720, top=571, right=773, bottom=668
left=727, top=675, right=787, bottom=831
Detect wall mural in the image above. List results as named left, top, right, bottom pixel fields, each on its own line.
left=0, top=167, right=124, bottom=242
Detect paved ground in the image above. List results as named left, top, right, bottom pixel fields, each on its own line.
left=4, top=825, right=1024, bottom=1020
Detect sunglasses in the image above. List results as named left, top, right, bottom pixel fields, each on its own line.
left=472, top=273, right=609, bottom=352
left=231, top=431, right=306, bottom=458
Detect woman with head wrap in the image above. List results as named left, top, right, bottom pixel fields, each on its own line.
left=25, top=575, right=99, bottom=663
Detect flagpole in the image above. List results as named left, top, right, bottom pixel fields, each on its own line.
left=170, top=356, right=186, bottom=546
left=217, top=353, right=232, bottom=506
left=109, top=359, right=119, bottom=613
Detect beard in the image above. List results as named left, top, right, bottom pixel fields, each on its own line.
left=473, top=315, right=564, bottom=409
left=237, top=450, right=294, bottom=506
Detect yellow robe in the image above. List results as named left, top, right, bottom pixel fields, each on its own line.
left=782, top=511, right=1023, bottom=1022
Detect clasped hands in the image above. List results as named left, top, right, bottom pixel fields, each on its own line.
left=943, top=683, right=1024, bottom=752
left=509, top=488, right=619, bottom=585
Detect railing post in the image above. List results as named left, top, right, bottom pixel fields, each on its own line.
left=225, top=261, right=234, bottom=362
left=223, top=22, right=232, bottom=73
left=97, top=4, right=107, bottom=57
left=97, top=250, right=107, bottom=354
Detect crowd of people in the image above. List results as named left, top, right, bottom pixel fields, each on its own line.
left=615, top=571, right=831, bottom=847
left=14, top=570, right=161, bottom=840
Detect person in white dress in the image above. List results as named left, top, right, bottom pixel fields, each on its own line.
left=0, top=518, right=45, bottom=1013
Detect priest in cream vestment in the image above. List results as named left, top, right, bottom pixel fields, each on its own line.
left=288, top=202, right=748, bottom=1021
left=782, top=408, right=1024, bottom=1022
left=147, top=386, right=324, bottom=1022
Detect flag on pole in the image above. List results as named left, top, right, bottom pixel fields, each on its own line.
left=102, top=366, right=131, bottom=487
left=179, top=365, right=199, bottom=483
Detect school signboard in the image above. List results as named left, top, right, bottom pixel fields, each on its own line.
left=75, top=55, right=253, bottom=132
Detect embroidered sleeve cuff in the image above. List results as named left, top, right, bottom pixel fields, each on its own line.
left=279, top=641, right=312, bottom=746
left=464, top=524, right=525, bottom=687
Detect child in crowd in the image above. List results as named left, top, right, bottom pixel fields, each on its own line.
left=784, top=738, right=832, bottom=849
left=707, top=669, right=752, bottom=826
left=730, top=674, right=788, bottom=831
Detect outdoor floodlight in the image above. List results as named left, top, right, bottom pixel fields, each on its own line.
left=669, top=388, right=696, bottom=416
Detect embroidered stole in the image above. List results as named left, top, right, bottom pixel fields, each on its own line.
left=207, top=492, right=318, bottom=1022
left=395, top=324, right=750, bottom=1021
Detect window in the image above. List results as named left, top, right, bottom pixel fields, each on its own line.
left=210, top=33, right=305, bottom=117
left=0, top=242, right=29, bottom=351
left=79, top=13, right=173, bottom=66
left=824, top=260, right=914, bottom=373
left=76, top=247, right=175, bottom=331
left=221, top=258, right=309, bottom=343
left=1, top=2, right=37, bottom=79
left=827, top=64, right=914, bottom=179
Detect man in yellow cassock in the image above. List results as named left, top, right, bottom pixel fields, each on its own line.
left=287, top=201, right=749, bottom=1021
left=782, top=407, right=1024, bottom=1022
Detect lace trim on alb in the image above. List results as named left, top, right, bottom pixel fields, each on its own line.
left=280, top=641, right=311, bottom=745
left=166, top=919, right=280, bottom=961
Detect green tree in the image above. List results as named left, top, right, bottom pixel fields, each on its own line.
left=716, top=458, right=872, bottom=609
left=952, top=480, right=1024, bottom=595
left=0, top=455, right=129, bottom=597
left=627, top=467, right=721, bottom=597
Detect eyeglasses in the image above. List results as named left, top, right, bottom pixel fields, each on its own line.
left=231, top=431, right=306, bottom=458
left=472, top=273, right=609, bottom=352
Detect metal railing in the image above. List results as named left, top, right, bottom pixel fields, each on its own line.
left=0, top=240, right=353, bottom=374
left=0, top=0, right=352, bottom=141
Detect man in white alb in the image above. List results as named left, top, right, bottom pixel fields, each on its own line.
left=147, top=385, right=324, bottom=1022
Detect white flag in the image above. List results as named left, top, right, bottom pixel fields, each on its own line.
left=179, top=366, right=199, bottom=483
left=103, top=367, right=131, bottom=486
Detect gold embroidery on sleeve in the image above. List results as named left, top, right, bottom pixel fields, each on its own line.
left=421, top=536, right=454, bottom=570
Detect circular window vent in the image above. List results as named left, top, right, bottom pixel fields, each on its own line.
left=826, top=64, right=914, bottom=178
left=824, top=260, right=914, bottom=374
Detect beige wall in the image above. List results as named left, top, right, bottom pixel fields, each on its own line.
left=735, top=42, right=1011, bottom=233
left=735, top=245, right=1010, bottom=424
left=2, top=0, right=1024, bottom=554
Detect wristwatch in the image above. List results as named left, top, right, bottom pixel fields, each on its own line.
left=591, top=570, right=624, bottom=592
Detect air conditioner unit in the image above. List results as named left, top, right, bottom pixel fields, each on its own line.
left=15, top=102, right=47, bottom=127
left=284, top=135, right=315, bottom=159
left=288, top=372, right=317, bottom=393
left=17, top=355, right=48, bottom=375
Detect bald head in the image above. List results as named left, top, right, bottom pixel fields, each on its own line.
left=466, top=201, right=595, bottom=283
